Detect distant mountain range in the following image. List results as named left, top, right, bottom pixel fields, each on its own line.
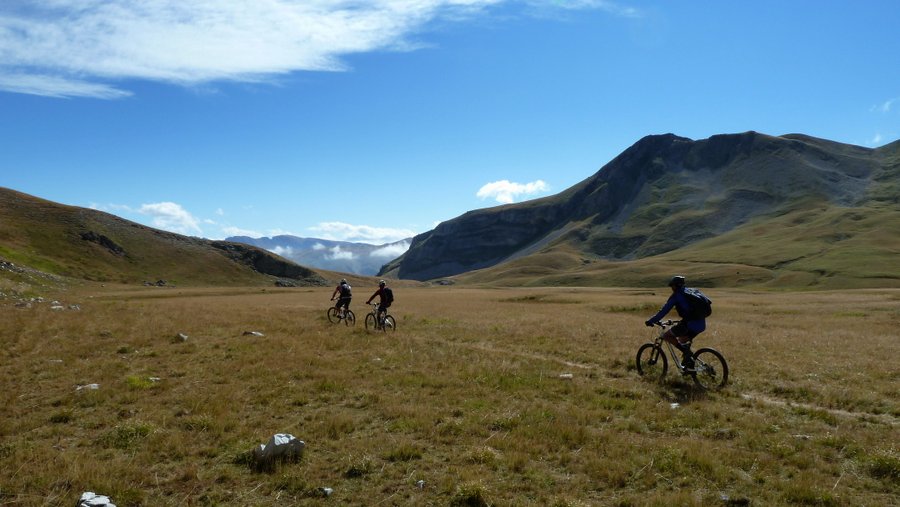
left=381, top=131, right=899, bottom=289
left=2, top=131, right=897, bottom=291
left=225, top=235, right=411, bottom=276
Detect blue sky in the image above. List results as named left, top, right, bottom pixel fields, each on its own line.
left=2, top=1, right=898, bottom=247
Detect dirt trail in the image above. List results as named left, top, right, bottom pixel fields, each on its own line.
left=740, top=392, right=899, bottom=426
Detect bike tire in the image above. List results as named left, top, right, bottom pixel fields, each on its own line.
left=327, top=307, right=339, bottom=324
left=383, top=315, right=396, bottom=332
left=690, top=348, right=728, bottom=390
left=344, top=310, right=356, bottom=326
left=365, top=313, right=376, bottom=331
left=636, top=343, right=667, bottom=381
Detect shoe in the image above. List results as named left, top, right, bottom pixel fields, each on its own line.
left=681, top=353, right=695, bottom=369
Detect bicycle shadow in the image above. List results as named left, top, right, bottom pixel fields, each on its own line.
left=658, top=378, right=713, bottom=405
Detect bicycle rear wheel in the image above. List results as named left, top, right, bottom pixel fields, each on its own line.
left=344, top=310, right=356, bottom=326
left=636, top=343, right=667, bottom=381
left=690, top=348, right=728, bottom=390
left=383, top=315, right=396, bottom=332
left=327, top=307, right=339, bottom=323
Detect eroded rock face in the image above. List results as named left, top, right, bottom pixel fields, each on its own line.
left=384, top=132, right=880, bottom=280
left=210, top=241, right=327, bottom=286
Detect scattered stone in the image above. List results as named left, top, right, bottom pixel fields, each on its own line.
left=416, top=480, right=426, bottom=489
left=243, top=331, right=265, bottom=337
left=250, top=433, right=305, bottom=472
left=558, top=373, right=574, bottom=379
left=69, top=304, right=81, bottom=311
left=80, top=231, right=125, bottom=256
left=670, top=403, right=680, bottom=409
left=274, top=279, right=297, bottom=287
left=77, top=491, right=116, bottom=507
left=15, top=302, right=32, bottom=309
left=319, top=487, right=334, bottom=497
left=173, top=333, right=189, bottom=343
left=76, top=384, right=100, bottom=391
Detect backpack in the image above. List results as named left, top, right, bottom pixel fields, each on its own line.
left=340, top=283, right=352, bottom=297
left=683, top=287, right=712, bottom=319
left=382, top=287, right=394, bottom=304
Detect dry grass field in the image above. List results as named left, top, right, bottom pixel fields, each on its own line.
left=1, top=285, right=898, bottom=506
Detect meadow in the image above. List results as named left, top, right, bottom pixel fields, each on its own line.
left=0, top=285, right=898, bottom=506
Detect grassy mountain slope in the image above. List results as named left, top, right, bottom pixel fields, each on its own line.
left=386, top=132, right=899, bottom=288
left=0, top=188, right=326, bottom=287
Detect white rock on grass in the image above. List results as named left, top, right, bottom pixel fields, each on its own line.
left=77, top=491, right=116, bottom=507
left=251, top=433, right=305, bottom=471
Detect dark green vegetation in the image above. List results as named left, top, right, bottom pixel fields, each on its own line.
left=0, top=188, right=325, bottom=287
left=383, top=132, right=900, bottom=289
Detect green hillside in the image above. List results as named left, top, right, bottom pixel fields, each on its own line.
left=0, top=188, right=326, bottom=288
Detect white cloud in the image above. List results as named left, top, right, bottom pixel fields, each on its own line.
left=270, top=246, right=294, bottom=257
left=0, top=1, right=631, bottom=98
left=327, top=245, right=355, bottom=260
left=138, top=202, right=202, bottom=235
left=310, top=222, right=416, bottom=243
left=221, top=225, right=262, bottom=238
left=477, top=179, right=549, bottom=204
left=312, top=242, right=326, bottom=251
left=370, top=241, right=411, bottom=258
left=871, top=98, right=898, bottom=114
left=215, top=208, right=225, bottom=216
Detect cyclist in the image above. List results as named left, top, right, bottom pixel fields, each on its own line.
left=330, top=278, right=352, bottom=318
left=365, top=280, right=394, bottom=327
left=645, top=275, right=706, bottom=368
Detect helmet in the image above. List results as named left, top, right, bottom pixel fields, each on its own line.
left=667, top=275, right=686, bottom=288
left=340, top=278, right=347, bottom=284
left=378, top=280, right=386, bottom=287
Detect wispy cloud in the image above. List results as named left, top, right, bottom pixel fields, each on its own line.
left=220, top=225, right=262, bottom=238
left=0, top=1, right=632, bottom=98
left=477, top=179, right=549, bottom=204
left=310, top=222, right=416, bottom=244
left=139, top=202, right=202, bottom=235
left=370, top=241, right=411, bottom=258
left=871, top=98, right=898, bottom=114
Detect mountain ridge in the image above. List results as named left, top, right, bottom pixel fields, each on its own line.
left=0, top=187, right=327, bottom=288
left=380, top=131, right=898, bottom=288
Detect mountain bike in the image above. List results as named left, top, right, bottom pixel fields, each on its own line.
left=327, top=299, right=355, bottom=326
left=635, top=320, right=728, bottom=390
left=365, top=303, right=395, bottom=332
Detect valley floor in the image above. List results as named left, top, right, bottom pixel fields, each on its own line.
left=1, top=285, right=898, bottom=506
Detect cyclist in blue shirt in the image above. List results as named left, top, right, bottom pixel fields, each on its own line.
left=645, top=275, right=706, bottom=368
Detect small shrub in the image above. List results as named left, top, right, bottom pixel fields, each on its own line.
left=450, top=482, right=491, bottom=507
left=385, top=443, right=423, bottom=462
left=125, top=375, right=157, bottom=390
left=344, top=455, right=374, bottom=478
left=49, top=411, right=72, bottom=424
left=102, top=421, right=155, bottom=449
left=868, top=452, right=900, bottom=480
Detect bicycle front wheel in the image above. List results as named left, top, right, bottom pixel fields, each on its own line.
left=636, top=343, right=667, bottom=382
left=365, top=313, right=376, bottom=331
left=383, top=315, right=396, bottom=332
left=344, top=310, right=356, bottom=326
left=327, top=307, right=339, bottom=323
left=691, top=348, right=728, bottom=390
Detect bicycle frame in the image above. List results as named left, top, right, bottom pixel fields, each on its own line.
left=653, top=320, right=691, bottom=373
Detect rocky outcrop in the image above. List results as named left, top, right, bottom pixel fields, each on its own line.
left=210, top=241, right=327, bottom=286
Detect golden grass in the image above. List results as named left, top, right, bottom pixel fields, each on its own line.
left=1, top=286, right=898, bottom=505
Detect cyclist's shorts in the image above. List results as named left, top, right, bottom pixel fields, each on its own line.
left=672, top=320, right=704, bottom=339
left=336, top=297, right=351, bottom=308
